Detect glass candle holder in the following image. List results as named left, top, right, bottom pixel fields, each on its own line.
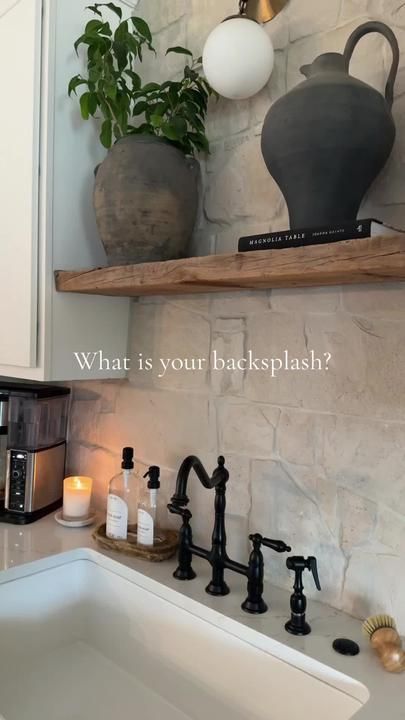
left=63, top=476, right=93, bottom=519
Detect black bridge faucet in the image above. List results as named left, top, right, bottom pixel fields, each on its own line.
left=168, top=456, right=291, bottom=614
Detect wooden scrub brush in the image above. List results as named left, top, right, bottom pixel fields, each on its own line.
left=363, top=614, right=405, bottom=673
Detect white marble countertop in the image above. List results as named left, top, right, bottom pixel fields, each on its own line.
left=0, top=514, right=402, bottom=720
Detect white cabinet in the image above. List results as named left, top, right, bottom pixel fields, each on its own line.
left=0, top=0, right=130, bottom=380
left=0, top=0, right=41, bottom=369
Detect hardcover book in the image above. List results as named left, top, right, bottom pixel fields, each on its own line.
left=238, top=219, right=405, bottom=253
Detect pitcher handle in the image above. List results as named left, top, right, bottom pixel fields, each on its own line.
left=343, top=21, right=399, bottom=111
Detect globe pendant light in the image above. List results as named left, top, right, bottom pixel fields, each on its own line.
left=202, top=0, right=288, bottom=101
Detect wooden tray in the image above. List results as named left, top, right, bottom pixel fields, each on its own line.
left=92, top=523, right=179, bottom=562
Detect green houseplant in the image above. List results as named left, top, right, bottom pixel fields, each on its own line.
left=69, top=2, right=214, bottom=265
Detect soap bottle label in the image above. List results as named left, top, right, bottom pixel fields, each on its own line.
left=137, top=509, right=154, bottom=546
left=106, top=494, right=128, bottom=540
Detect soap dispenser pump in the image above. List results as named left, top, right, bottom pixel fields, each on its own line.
left=137, top=466, right=160, bottom=547
left=285, top=556, right=321, bottom=636
left=106, top=447, right=139, bottom=541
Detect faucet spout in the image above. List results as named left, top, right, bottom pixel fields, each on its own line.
left=169, top=453, right=292, bottom=613
left=169, top=455, right=229, bottom=509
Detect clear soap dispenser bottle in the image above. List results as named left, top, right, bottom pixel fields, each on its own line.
left=137, top=466, right=160, bottom=547
left=106, top=447, right=139, bottom=540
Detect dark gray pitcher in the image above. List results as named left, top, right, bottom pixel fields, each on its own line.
left=261, top=21, right=399, bottom=228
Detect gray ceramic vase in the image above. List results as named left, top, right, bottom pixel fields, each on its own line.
left=94, top=135, right=200, bottom=265
left=261, top=21, right=399, bottom=229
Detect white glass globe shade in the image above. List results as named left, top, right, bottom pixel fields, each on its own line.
left=203, top=17, right=274, bottom=101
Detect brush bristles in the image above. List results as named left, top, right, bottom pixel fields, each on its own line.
left=363, top=614, right=396, bottom=638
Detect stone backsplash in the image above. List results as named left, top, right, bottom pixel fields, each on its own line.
left=68, top=0, right=405, bottom=632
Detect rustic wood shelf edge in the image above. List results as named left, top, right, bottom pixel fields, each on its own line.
left=55, top=235, right=405, bottom=298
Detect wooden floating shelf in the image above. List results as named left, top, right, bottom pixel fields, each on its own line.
left=55, top=235, right=405, bottom=298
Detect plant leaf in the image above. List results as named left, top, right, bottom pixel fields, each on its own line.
left=68, top=76, right=88, bottom=96
left=85, top=19, right=104, bottom=33
left=113, top=123, right=122, bottom=140
left=141, top=82, right=161, bottom=93
left=86, top=5, right=103, bottom=17
left=100, top=119, right=113, bottom=148
left=162, top=117, right=187, bottom=141
left=97, top=94, right=112, bottom=119
left=131, top=17, right=152, bottom=43
left=130, top=123, right=154, bottom=136
left=112, top=40, right=128, bottom=71
left=182, top=87, right=204, bottom=105
left=102, top=3, right=122, bottom=19
left=189, top=132, right=209, bottom=153
left=125, top=70, right=141, bottom=90
left=150, top=114, right=164, bottom=128
left=99, top=22, right=112, bottom=36
left=185, top=108, right=204, bottom=132
left=166, top=46, right=193, bottom=57
left=161, top=123, right=178, bottom=141
left=168, top=85, right=179, bottom=108
left=105, top=82, right=117, bottom=101
left=150, top=101, right=168, bottom=116
left=126, top=35, right=141, bottom=56
left=74, top=34, right=87, bottom=54
left=79, top=91, right=98, bottom=119
left=88, top=64, right=102, bottom=83
left=88, top=92, right=99, bottom=115
left=79, top=92, right=92, bottom=119
left=184, top=65, right=199, bottom=82
left=114, top=20, right=129, bottom=45
left=132, top=101, right=148, bottom=116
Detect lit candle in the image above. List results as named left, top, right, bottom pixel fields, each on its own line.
left=63, top=477, right=93, bottom=519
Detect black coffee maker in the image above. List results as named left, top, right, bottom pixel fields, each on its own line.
left=0, top=381, right=70, bottom=524
left=0, top=393, right=8, bottom=506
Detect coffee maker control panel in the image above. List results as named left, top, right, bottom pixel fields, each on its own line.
left=8, top=451, right=27, bottom=512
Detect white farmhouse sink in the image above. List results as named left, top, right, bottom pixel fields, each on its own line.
left=0, top=550, right=368, bottom=720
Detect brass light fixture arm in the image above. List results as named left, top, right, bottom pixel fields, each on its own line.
left=239, top=0, right=289, bottom=23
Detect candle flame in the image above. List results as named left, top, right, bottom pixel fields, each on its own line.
left=64, top=476, right=93, bottom=491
